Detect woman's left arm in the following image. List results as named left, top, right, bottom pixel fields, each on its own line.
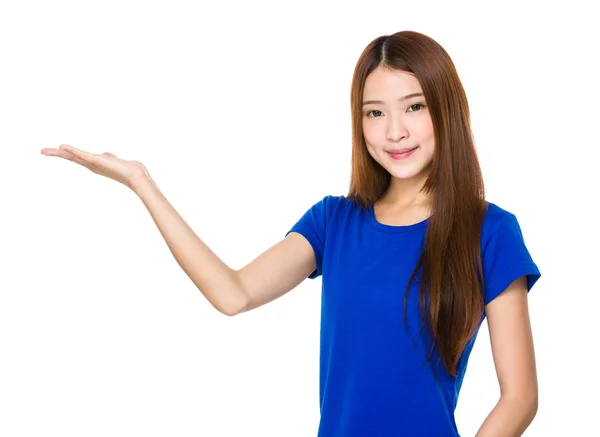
left=475, top=275, right=538, bottom=437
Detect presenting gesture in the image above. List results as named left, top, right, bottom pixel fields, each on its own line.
left=40, top=141, right=262, bottom=316
left=40, top=144, right=149, bottom=190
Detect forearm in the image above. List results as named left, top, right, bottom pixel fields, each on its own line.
left=475, top=395, right=537, bottom=437
left=131, top=174, right=246, bottom=316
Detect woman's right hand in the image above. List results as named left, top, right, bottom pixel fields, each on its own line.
left=41, top=144, right=150, bottom=190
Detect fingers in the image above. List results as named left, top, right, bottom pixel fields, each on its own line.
left=44, top=144, right=99, bottom=171
left=59, top=145, right=118, bottom=161
left=43, top=145, right=118, bottom=170
left=59, top=144, right=96, bottom=163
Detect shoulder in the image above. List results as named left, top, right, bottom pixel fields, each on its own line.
left=479, top=201, right=541, bottom=303
left=309, top=194, right=353, bottom=216
left=323, top=194, right=352, bottom=207
left=481, top=201, right=523, bottom=246
left=322, top=193, right=347, bottom=208
left=290, top=194, right=350, bottom=233
left=483, top=201, right=516, bottom=225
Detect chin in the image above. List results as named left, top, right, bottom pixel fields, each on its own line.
left=388, top=171, right=423, bottom=180
left=382, top=165, right=425, bottom=180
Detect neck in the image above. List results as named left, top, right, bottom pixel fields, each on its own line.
left=379, top=173, right=431, bottom=210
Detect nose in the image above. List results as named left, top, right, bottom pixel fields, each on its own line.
left=386, top=117, right=408, bottom=142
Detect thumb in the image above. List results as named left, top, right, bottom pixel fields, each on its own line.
left=103, top=152, right=117, bottom=158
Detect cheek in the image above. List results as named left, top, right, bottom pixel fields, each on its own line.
left=362, top=123, right=371, bottom=140
left=422, top=119, right=435, bottom=140
left=363, top=138, right=376, bottom=158
left=362, top=123, right=379, bottom=146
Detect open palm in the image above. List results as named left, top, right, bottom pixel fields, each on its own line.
left=41, top=144, right=148, bottom=189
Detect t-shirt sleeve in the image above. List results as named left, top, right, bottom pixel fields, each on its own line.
left=285, top=195, right=340, bottom=279
left=482, top=212, right=541, bottom=307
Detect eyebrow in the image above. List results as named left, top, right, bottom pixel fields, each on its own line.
left=362, top=92, right=424, bottom=106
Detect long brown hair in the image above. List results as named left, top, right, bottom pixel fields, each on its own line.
left=347, top=31, right=487, bottom=377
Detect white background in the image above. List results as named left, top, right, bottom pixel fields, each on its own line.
left=1, top=1, right=598, bottom=436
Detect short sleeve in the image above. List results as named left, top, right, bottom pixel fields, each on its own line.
left=285, top=195, right=342, bottom=279
left=482, top=212, right=541, bottom=306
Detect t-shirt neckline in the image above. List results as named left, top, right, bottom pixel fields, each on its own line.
left=367, top=202, right=430, bottom=233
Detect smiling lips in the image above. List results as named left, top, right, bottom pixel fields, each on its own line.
left=387, top=146, right=418, bottom=160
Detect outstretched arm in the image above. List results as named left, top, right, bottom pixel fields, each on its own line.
left=135, top=175, right=316, bottom=316
left=41, top=144, right=317, bottom=316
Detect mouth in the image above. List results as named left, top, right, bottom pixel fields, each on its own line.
left=387, top=146, right=418, bottom=160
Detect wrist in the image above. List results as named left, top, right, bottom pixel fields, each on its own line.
left=129, top=171, right=154, bottom=194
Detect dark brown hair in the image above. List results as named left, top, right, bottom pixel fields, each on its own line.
left=347, top=31, right=487, bottom=377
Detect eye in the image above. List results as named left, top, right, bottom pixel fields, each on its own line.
left=408, top=103, right=426, bottom=112
left=366, top=110, right=383, bottom=117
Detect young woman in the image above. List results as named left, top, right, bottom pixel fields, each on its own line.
left=41, top=30, right=541, bottom=437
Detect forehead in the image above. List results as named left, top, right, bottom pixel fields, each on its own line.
left=363, top=67, right=422, bottom=98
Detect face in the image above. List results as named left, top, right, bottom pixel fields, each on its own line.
left=362, top=66, right=435, bottom=182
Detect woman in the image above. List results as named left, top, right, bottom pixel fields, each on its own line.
left=41, top=30, right=541, bottom=436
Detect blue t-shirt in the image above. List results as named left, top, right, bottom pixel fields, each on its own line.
left=286, top=195, right=541, bottom=437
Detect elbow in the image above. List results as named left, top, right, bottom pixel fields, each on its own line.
left=503, top=389, right=538, bottom=424
left=523, top=395, right=538, bottom=427
left=220, top=304, right=242, bottom=317
left=523, top=386, right=538, bottom=419
left=220, top=308, right=238, bottom=317
left=529, top=393, right=539, bottom=420
left=219, top=294, right=248, bottom=317
left=217, top=270, right=249, bottom=317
